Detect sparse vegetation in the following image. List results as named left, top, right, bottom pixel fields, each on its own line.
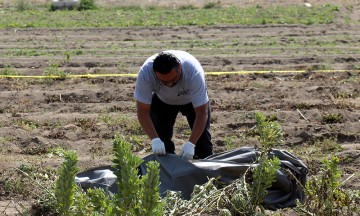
left=0, top=65, right=18, bottom=76
left=0, top=0, right=359, bottom=215
left=296, top=102, right=314, bottom=109
left=334, top=90, right=358, bottom=99
left=296, top=155, right=360, bottom=215
left=339, top=73, right=359, bottom=83
left=292, top=138, right=344, bottom=176
left=312, top=138, right=343, bottom=153
left=55, top=150, right=78, bottom=215
left=34, top=111, right=284, bottom=215
left=322, top=113, right=344, bottom=124
left=78, top=0, right=97, bottom=11
left=35, top=136, right=163, bottom=215
left=74, top=118, right=97, bottom=130
left=14, top=0, right=34, bottom=11
left=101, top=114, right=143, bottom=135
left=224, top=136, right=236, bottom=150
left=0, top=4, right=340, bottom=28
left=203, top=2, right=221, bottom=9
left=14, top=119, right=39, bottom=131
left=44, top=61, right=69, bottom=78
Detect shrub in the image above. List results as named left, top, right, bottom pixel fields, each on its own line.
left=55, top=150, right=78, bottom=215
left=203, top=2, right=221, bottom=9
left=43, top=136, right=162, bottom=215
left=296, top=155, right=360, bottom=215
left=78, top=0, right=97, bottom=10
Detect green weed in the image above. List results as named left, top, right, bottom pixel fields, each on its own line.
left=339, top=73, right=359, bottom=83
left=44, top=61, right=69, bottom=78
left=15, top=119, right=39, bottom=131
left=296, top=156, right=360, bottom=215
left=224, top=136, right=236, bottom=150
left=334, top=91, right=358, bottom=99
left=49, top=136, right=163, bottom=215
left=128, top=135, right=146, bottom=151
left=74, top=118, right=97, bottom=130
left=55, top=150, right=78, bottom=215
left=11, top=49, right=43, bottom=56
left=113, top=114, right=143, bottom=134
left=255, top=111, right=284, bottom=149
left=0, top=65, right=18, bottom=76
left=74, top=49, right=84, bottom=55
left=63, top=51, right=72, bottom=62
left=313, top=138, right=343, bottom=153
left=321, top=113, right=344, bottom=124
left=47, top=147, right=68, bottom=157
left=78, top=0, right=97, bottom=11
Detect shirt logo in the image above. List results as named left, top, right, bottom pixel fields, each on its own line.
left=177, top=90, right=188, bottom=96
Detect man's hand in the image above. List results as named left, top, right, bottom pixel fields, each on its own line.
left=180, top=141, right=195, bottom=160
left=151, top=138, right=166, bottom=155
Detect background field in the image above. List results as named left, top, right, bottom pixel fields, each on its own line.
left=0, top=0, right=359, bottom=215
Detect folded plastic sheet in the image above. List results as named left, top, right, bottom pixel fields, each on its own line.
left=76, top=147, right=308, bottom=210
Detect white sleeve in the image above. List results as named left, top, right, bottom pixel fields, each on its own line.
left=189, top=72, right=209, bottom=108
left=134, top=67, right=154, bottom=104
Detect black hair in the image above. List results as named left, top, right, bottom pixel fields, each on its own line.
left=153, top=52, right=180, bottom=74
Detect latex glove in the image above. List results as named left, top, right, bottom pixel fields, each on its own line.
left=151, top=138, right=166, bottom=155
left=180, top=141, right=195, bottom=160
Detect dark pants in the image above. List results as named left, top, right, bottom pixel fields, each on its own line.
left=150, top=94, right=213, bottom=159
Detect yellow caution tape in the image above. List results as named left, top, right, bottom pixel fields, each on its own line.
left=0, top=70, right=358, bottom=79
left=0, top=73, right=138, bottom=79
left=206, top=69, right=357, bottom=75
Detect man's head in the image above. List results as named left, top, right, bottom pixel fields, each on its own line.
left=153, top=52, right=182, bottom=87
left=153, top=52, right=180, bottom=74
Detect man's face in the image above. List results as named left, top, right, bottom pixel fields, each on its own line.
left=155, top=66, right=182, bottom=87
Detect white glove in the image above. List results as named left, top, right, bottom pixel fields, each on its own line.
left=180, top=141, right=195, bottom=160
left=151, top=138, right=166, bottom=155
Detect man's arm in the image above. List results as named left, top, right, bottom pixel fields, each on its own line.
left=136, top=100, right=158, bottom=140
left=137, top=100, right=167, bottom=155
left=188, top=103, right=208, bottom=145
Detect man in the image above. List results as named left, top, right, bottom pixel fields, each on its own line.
left=134, top=50, right=213, bottom=160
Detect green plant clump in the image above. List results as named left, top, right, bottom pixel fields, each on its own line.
left=78, top=0, right=97, bottom=11
left=44, top=61, right=69, bottom=78
left=322, top=113, right=344, bottom=124
left=296, top=155, right=360, bottom=215
left=55, top=150, right=78, bottom=215
left=0, top=65, right=18, bottom=76
left=52, top=136, right=163, bottom=215
left=112, top=136, right=163, bottom=215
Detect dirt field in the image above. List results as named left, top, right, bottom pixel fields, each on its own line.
left=0, top=0, right=360, bottom=214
